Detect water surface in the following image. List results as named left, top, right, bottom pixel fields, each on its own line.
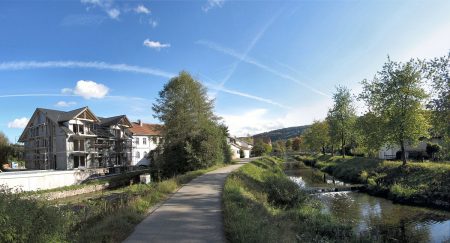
left=286, top=167, right=450, bottom=242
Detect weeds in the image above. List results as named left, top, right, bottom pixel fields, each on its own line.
left=223, top=157, right=354, bottom=243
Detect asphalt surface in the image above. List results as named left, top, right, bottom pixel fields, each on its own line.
left=123, top=159, right=251, bottom=243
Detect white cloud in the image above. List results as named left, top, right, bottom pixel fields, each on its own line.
left=74, top=80, right=109, bottom=99
left=81, top=0, right=120, bottom=20
left=202, top=0, right=225, bottom=12
left=55, top=101, right=77, bottom=107
left=8, top=117, right=29, bottom=129
left=143, top=39, right=170, bottom=50
left=135, top=5, right=150, bottom=14
left=221, top=99, right=332, bottom=136
left=64, top=80, right=109, bottom=99
left=106, top=8, right=120, bottom=19
left=0, top=60, right=174, bottom=78
left=221, top=109, right=284, bottom=136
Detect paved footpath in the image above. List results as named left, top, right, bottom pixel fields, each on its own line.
left=124, top=159, right=251, bottom=243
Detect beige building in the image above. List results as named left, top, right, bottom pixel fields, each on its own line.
left=18, top=107, right=133, bottom=170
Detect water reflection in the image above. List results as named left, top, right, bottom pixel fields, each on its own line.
left=286, top=168, right=450, bottom=243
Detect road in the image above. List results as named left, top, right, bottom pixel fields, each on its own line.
left=124, top=158, right=251, bottom=243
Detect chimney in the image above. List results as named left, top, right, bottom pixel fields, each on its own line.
left=137, top=119, right=143, bottom=126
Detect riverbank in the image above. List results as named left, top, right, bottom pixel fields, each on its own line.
left=0, top=163, right=227, bottom=243
left=294, top=154, right=450, bottom=210
left=223, top=157, right=356, bottom=242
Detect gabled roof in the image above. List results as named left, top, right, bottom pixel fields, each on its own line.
left=98, top=115, right=132, bottom=127
left=36, top=107, right=100, bottom=123
left=18, top=107, right=100, bottom=142
left=129, top=122, right=163, bottom=136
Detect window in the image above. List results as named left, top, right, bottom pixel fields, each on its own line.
left=144, top=151, right=148, bottom=158
left=73, top=140, right=85, bottom=151
left=72, top=124, right=78, bottom=133
left=135, top=138, right=139, bottom=145
left=74, top=156, right=86, bottom=168
left=136, top=151, right=140, bottom=159
left=152, top=137, right=157, bottom=143
left=79, top=125, right=84, bottom=134
left=143, top=138, right=147, bottom=145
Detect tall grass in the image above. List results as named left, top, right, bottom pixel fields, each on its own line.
left=0, top=164, right=225, bottom=243
left=223, top=157, right=354, bottom=242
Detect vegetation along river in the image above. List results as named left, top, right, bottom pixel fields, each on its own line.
left=285, top=166, right=450, bottom=242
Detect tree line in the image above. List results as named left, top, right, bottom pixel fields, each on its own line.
left=302, top=54, right=449, bottom=165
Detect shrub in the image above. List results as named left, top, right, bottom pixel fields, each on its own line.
left=0, top=187, right=69, bottom=243
left=263, top=174, right=306, bottom=208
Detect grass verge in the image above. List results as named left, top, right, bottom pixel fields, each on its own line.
left=294, top=155, right=450, bottom=209
left=0, top=163, right=226, bottom=243
left=223, top=157, right=355, bottom=242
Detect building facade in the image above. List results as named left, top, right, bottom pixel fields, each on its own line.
left=227, top=137, right=253, bottom=159
left=129, top=120, right=163, bottom=166
left=18, top=107, right=133, bottom=170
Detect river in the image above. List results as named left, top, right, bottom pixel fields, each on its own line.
left=286, top=166, right=450, bottom=242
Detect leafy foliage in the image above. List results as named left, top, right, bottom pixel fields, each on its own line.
left=251, top=138, right=272, bottom=157
left=0, top=131, right=11, bottom=164
left=327, top=86, right=357, bottom=158
left=152, top=71, right=230, bottom=176
left=292, top=137, right=302, bottom=151
left=425, top=53, right=450, bottom=159
left=360, top=58, right=429, bottom=165
left=355, top=112, right=386, bottom=158
left=303, top=120, right=330, bottom=154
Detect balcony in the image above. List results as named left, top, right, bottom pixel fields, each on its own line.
left=72, top=131, right=97, bottom=139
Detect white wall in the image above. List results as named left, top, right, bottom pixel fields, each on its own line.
left=243, top=150, right=250, bottom=158
left=0, top=169, right=105, bottom=192
left=131, top=135, right=160, bottom=166
left=230, top=144, right=240, bottom=159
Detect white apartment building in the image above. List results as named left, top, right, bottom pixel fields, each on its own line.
left=129, top=120, right=163, bottom=166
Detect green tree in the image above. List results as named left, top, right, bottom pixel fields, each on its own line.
left=426, top=53, right=450, bottom=158
left=0, top=132, right=11, bottom=165
left=360, top=58, right=429, bottom=165
left=327, top=86, right=357, bottom=158
left=355, top=112, right=386, bottom=158
left=251, top=138, right=271, bottom=156
left=272, top=140, right=286, bottom=156
left=285, top=139, right=292, bottom=150
left=303, top=120, right=330, bottom=154
left=152, top=71, right=230, bottom=176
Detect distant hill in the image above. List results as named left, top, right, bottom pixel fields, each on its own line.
left=253, top=125, right=311, bottom=141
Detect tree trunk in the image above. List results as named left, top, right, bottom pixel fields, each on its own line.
left=331, top=145, right=334, bottom=156
left=400, top=140, right=407, bottom=165
left=322, top=145, right=325, bottom=155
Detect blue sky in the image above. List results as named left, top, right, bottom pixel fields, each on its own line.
left=1, top=0, right=449, bottom=142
